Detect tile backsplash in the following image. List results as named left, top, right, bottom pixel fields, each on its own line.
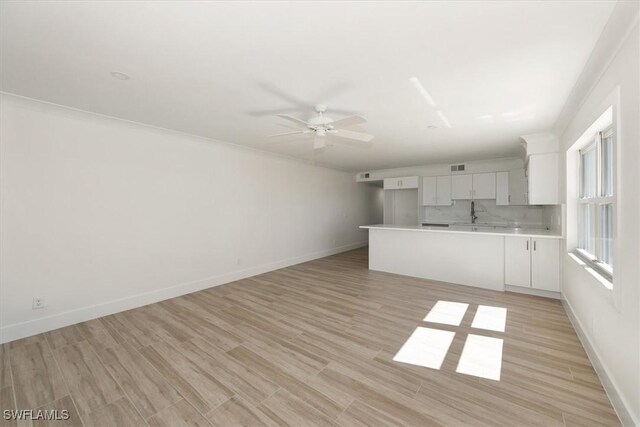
left=422, top=200, right=560, bottom=229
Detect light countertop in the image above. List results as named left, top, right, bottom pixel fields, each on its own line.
left=360, top=224, right=563, bottom=239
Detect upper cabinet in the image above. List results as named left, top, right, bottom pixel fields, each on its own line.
left=421, top=176, right=452, bottom=206
left=451, top=174, right=473, bottom=199
left=436, top=176, right=452, bottom=206
left=496, top=169, right=528, bottom=206
left=421, top=177, right=437, bottom=205
left=473, top=172, right=496, bottom=199
left=520, top=132, right=560, bottom=205
left=527, top=153, right=559, bottom=205
left=451, top=173, right=495, bottom=200
left=496, top=172, right=509, bottom=206
left=509, top=169, right=528, bottom=205
left=383, top=176, right=419, bottom=190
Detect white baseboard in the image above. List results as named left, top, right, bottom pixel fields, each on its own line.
left=0, top=241, right=368, bottom=344
left=562, top=298, right=637, bottom=426
left=505, top=285, right=561, bottom=300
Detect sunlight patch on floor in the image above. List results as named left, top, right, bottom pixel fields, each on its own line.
left=471, top=305, right=507, bottom=332
left=393, top=327, right=455, bottom=370
left=456, top=334, right=504, bottom=381
left=423, top=301, right=469, bottom=326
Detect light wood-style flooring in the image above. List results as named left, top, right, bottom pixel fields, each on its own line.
left=0, top=248, right=620, bottom=426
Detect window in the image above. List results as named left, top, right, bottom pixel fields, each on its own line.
left=577, top=127, right=614, bottom=280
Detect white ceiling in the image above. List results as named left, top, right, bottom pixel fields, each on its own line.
left=1, top=1, right=616, bottom=171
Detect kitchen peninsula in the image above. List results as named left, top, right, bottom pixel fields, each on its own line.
left=360, top=224, right=562, bottom=295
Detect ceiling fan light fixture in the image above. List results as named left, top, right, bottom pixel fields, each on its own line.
left=270, top=105, right=373, bottom=150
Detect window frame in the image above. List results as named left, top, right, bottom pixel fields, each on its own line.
left=576, top=126, right=615, bottom=281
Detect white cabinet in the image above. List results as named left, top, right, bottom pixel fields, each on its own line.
left=451, top=173, right=496, bottom=200
left=451, top=174, right=473, bottom=199
left=531, top=238, right=560, bottom=291
left=473, top=172, right=496, bottom=199
left=421, top=177, right=437, bottom=206
left=509, top=169, right=528, bottom=205
left=384, top=176, right=419, bottom=190
left=496, top=172, right=509, bottom=206
left=436, top=176, right=452, bottom=206
left=505, top=236, right=560, bottom=291
left=505, top=236, right=531, bottom=287
left=496, top=170, right=527, bottom=206
left=527, top=153, right=558, bottom=205
left=421, top=176, right=452, bottom=206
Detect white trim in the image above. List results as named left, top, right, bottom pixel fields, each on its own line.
left=0, top=241, right=368, bottom=344
left=0, top=92, right=349, bottom=173
left=504, top=285, right=561, bottom=300
left=562, top=298, right=636, bottom=426
left=568, top=252, right=613, bottom=291
left=576, top=126, right=615, bottom=273
left=566, top=100, right=619, bottom=306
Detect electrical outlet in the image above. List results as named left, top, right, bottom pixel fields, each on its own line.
left=32, top=297, right=45, bottom=310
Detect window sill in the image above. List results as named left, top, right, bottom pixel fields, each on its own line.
left=568, top=252, right=613, bottom=290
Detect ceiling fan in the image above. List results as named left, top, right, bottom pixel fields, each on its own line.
left=268, top=105, right=374, bottom=150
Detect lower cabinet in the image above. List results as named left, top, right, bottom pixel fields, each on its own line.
left=505, top=236, right=531, bottom=287
left=531, top=238, right=560, bottom=291
left=505, top=236, right=560, bottom=291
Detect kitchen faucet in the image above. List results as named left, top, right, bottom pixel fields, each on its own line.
left=470, top=201, right=478, bottom=224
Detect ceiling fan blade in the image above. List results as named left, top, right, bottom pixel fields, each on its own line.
left=327, top=137, right=372, bottom=149
left=277, top=114, right=311, bottom=127
left=313, top=136, right=326, bottom=150
left=329, top=115, right=367, bottom=128
left=267, top=130, right=307, bottom=138
left=248, top=107, right=304, bottom=117
left=258, top=83, right=309, bottom=108
left=329, top=129, right=374, bottom=142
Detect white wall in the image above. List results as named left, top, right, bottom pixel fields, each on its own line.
left=555, top=3, right=639, bottom=424
left=0, top=94, right=379, bottom=343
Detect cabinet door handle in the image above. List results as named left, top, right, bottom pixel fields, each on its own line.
left=526, top=240, right=529, bottom=251
left=533, top=240, right=537, bottom=251
left=508, top=195, right=511, bottom=203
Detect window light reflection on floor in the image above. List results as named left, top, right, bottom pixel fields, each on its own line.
left=456, top=334, right=504, bottom=381
left=393, top=327, right=455, bottom=370
left=471, top=305, right=507, bottom=332
left=423, top=301, right=469, bottom=326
